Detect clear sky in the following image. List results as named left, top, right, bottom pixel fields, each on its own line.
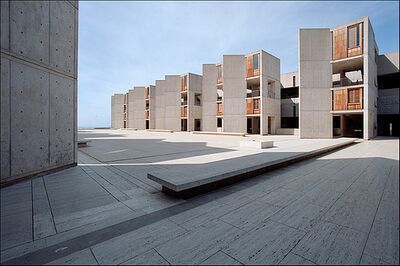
left=78, top=1, right=399, bottom=128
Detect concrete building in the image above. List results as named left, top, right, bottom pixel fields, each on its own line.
left=377, top=51, right=399, bottom=136
left=111, top=93, right=125, bottom=129
left=299, top=17, right=379, bottom=139
left=202, top=50, right=281, bottom=135
left=279, top=71, right=299, bottom=135
left=1, top=1, right=78, bottom=185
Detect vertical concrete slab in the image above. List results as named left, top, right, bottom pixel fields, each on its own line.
left=223, top=55, right=246, bottom=133
left=49, top=74, right=74, bottom=167
left=10, top=62, right=50, bottom=176
left=0, top=0, right=9, bottom=50
left=49, top=1, right=75, bottom=75
left=188, top=73, right=203, bottom=131
left=10, top=1, right=50, bottom=64
left=299, top=29, right=333, bottom=138
left=149, top=85, right=156, bottom=129
left=111, top=94, right=124, bottom=129
left=202, top=64, right=217, bottom=132
left=1, top=57, right=10, bottom=179
left=155, top=80, right=165, bottom=130
left=130, top=87, right=146, bottom=130
left=164, top=75, right=181, bottom=131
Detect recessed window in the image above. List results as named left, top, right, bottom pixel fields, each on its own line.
left=253, top=54, right=259, bottom=70
left=348, top=24, right=360, bottom=49
left=195, top=93, right=202, bottom=106
left=292, top=76, right=296, bottom=87
left=217, top=118, right=223, bottom=128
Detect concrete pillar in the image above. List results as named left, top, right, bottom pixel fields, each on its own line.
left=202, top=64, right=218, bottom=132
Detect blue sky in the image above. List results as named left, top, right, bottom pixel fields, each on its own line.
left=78, top=1, right=399, bottom=128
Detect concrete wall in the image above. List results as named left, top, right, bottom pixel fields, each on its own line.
left=223, top=55, right=246, bottom=133
left=149, top=85, right=156, bottom=129
left=378, top=52, right=399, bottom=75
left=1, top=1, right=78, bottom=184
left=261, top=51, right=281, bottom=135
left=164, top=75, right=181, bottom=131
left=281, top=71, right=299, bottom=88
left=111, top=94, right=124, bottom=129
left=155, top=80, right=165, bottom=130
left=281, top=98, right=299, bottom=117
left=201, top=64, right=217, bottom=132
left=363, top=18, right=379, bottom=139
left=188, top=73, right=202, bottom=131
left=129, top=87, right=146, bottom=129
left=299, top=29, right=332, bottom=138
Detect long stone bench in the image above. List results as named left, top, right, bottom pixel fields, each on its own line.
left=192, top=131, right=245, bottom=137
left=147, top=138, right=356, bottom=198
left=147, top=129, right=174, bottom=133
left=77, top=140, right=90, bottom=148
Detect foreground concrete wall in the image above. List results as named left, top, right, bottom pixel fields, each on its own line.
left=202, top=64, right=217, bottom=132
left=188, top=73, right=202, bottom=131
left=377, top=52, right=399, bottom=76
left=1, top=1, right=78, bottom=184
left=223, top=55, right=246, bottom=133
left=281, top=71, right=299, bottom=88
left=111, top=94, right=124, bottom=129
left=299, top=29, right=332, bottom=138
left=164, top=75, right=181, bottom=131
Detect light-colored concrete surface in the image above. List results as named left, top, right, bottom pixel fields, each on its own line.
left=0, top=131, right=398, bottom=265
left=1, top=0, right=78, bottom=184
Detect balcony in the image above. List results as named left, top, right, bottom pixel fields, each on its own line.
left=246, top=98, right=260, bottom=115
left=217, top=102, right=223, bottom=116
left=333, top=77, right=363, bottom=88
left=332, top=87, right=363, bottom=111
left=181, top=106, right=187, bottom=118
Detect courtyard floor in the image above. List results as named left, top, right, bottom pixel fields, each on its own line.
left=1, top=130, right=398, bottom=265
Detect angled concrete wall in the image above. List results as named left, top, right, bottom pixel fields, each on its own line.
left=299, top=29, right=332, bottom=138
left=111, top=94, right=124, bottom=129
left=261, top=51, right=281, bottom=135
left=155, top=80, right=165, bottom=129
left=1, top=0, right=78, bottom=184
left=164, top=75, right=181, bottom=131
left=223, top=55, right=246, bottom=133
left=202, top=64, right=218, bottom=132
left=188, top=73, right=203, bottom=131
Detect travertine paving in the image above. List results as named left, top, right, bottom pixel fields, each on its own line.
left=0, top=130, right=398, bottom=265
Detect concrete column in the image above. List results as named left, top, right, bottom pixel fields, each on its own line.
left=129, top=87, right=146, bottom=129
left=164, top=75, right=181, bottom=131
left=111, top=94, right=124, bottom=129
left=155, top=80, right=165, bottom=130
left=299, top=29, right=333, bottom=138
left=188, top=73, right=202, bottom=131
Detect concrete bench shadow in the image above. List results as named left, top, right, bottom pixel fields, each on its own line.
left=148, top=139, right=357, bottom=198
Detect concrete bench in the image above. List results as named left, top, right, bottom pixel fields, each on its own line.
left=147, top=138, right=356, bottom=198
left=77, top=140, right=90, bottom=148
left=240, top=140, right=274, bottom=149
left=192, top=131, right=245, bottom=137
left=147, top=129, right=174, bottom=133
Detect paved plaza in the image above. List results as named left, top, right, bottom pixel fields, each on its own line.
left=1, top=130, right=399, bottom=265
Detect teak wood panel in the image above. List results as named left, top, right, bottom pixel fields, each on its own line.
left=246, top=98, right=260, bottom=115
left=217, top=102, right=223, bottom=116
left=180, top=106, right=187, bottom=117
left=333, top=23, right=363, bottom=60
left=180, top=77, right=187, bottom=92
left=332, top=88, right=363, bottom=111
left=246, top=55, right=260, bottom=78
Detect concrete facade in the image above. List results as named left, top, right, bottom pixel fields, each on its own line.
left=280, top=72, right=299, bottom=131
left=186, top=73, right=203, bottom=131
left=111, top=93, right=125, bottom=129
left=129, top=87, right=146, bottom=130
left=299, top=29, right=332, bottom=139
left=1, top=1, right=78, bottom=184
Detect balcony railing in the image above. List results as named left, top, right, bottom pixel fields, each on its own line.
left=332, top=78, right=363, bottom=88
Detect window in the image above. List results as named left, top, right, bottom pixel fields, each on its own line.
left=123, top=104, right=127, bottom=112
left=217, top=89, right=223, bottom=101
left=253, top=98, right=260, bottom=110
left=348, top=89, right=360, bottom=103
left=145, top=101, right=149, bottom=109
left=253, top=54, right=259, bottom=70
left=348, top=24, right=360, bottom=49
left=292, top=76, right=296, bottom=87
left=195, top=93, right=201, bottom=106
left=217, top=118, right=223, bottom=128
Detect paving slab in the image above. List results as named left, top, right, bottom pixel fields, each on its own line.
left=200, top=251, right=242, bottom=265
left=120, top=249, right=169, bottom=265
left=46, top=248, right=98, bottom=265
